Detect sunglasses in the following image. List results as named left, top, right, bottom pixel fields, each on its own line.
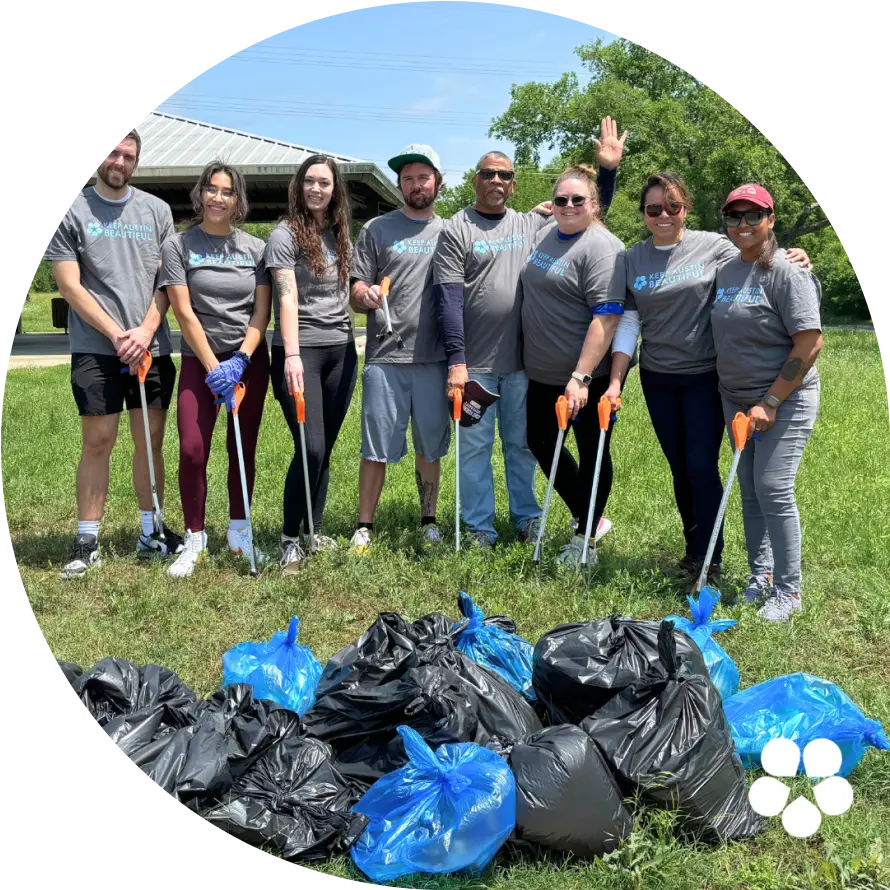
left=476, top=168, right=515, bottom=183
left=553, top=195, right=590, bottom=208
left=645, top=203, right=683, bottom=218
left=723, top=209, right=773, bottom=227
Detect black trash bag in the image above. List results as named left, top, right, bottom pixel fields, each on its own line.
left=533, top=615, right=708, bottom=724
left=315, top=612, right=454, bottom=698
left=509, top=725, right=633, bottom=857
left=202, top=735, right=368, bottom=861
left=71, top=657, right=198, bottom=727
left=58, top=660, right=83, bottom=684
left=581, top=621, right=763, bottom=843
left=308, top=649, right=542, bottom=787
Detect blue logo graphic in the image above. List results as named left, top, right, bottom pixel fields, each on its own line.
left=87, top=222, right=103, bottom=237
left=392, top=240, right=407, bottom=255
left=634, top=275, right=648, bottom=291
left=189, top=251, right=206, bottom=266
left=473, top=240, right=489, bottom=255
left=716, top=287, right=725, bottom=299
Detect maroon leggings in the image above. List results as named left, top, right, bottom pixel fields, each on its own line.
left=177, top=344, right=270, bottom=531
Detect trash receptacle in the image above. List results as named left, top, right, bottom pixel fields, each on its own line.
left=51, top=297, right=68, bottom=331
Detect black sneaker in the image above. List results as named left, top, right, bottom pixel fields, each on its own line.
left=59, top=534, right=101, bottom=580
left=664, top=556, right=722, bottom=587
left=136, top=525, right=184, bottom=558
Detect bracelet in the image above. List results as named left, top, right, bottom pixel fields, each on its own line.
left=233, top=350, right=251, bottom=366
left=285, top=352, right=301, bottom=358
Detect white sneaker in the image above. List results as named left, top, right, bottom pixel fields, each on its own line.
left=227, top=526, right=267, bottom=565
left=422, top=524, right=442, bottom=549
left=556, top=535, right=597, bottom=566
left=168, top=529, right=206, bottom=578
left=304, top=533, right=338, bottom=554
left=350, top=526, right=372, bottom=553
left=280, top=538, right=307, bottom=575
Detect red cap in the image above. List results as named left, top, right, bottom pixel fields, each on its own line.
left=721, top=183, right=774, bottom=212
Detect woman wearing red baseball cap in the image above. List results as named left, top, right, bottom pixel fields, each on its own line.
left=606, top=172, right=811, bottom=590
left=712, top=183, right=823, bottom=622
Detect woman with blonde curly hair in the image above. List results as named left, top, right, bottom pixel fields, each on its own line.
left=264, top=154, right=357, bottom=573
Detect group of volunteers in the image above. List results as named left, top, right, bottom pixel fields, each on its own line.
left=45, top=116, right=823, bottom=622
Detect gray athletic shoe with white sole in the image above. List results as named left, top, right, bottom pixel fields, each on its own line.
left=556, top=535, right=597, bottom=566
left=757, top=589, right=802, bottom=623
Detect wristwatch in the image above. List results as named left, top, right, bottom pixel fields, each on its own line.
left=571, top=372, right=592, bottom=386
left=762, top=394, right=781, bottom=410
left=233, top=350, right=251, bottom=366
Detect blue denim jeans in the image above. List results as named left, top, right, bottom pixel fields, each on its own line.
left=459, top=370, right=541, bottom=540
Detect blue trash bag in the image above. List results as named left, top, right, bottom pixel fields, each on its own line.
left=664, top=587, right=739, bottom=699
left=452, top=591, right=535, bottom=701
left=350, top=725, right=516, bottom=883
left=724, top=673, right=890, bottom=776
left=222, top=617, right=322, bottom=717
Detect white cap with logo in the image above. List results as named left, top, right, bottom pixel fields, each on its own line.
left=388, top=144, right=442, bottom=175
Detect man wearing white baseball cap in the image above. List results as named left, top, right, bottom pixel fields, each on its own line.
left=349, top=144, right=451, bottom=552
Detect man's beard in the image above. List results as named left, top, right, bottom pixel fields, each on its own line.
left=404, top=189, right=435, bottom=210
left=97, top=164, right=132, bottom=190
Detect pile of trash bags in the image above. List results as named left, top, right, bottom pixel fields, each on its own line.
left=61, top=593, right=890, bottom=882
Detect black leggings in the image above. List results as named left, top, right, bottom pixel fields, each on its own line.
left=526, top=376, right=616, bottom=529
left=272, top=342, right=358, bottom=537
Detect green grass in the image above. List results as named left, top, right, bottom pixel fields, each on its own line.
left=4, top=329, right=890, bottom=888
left=19, top=290, right=366, bottom=333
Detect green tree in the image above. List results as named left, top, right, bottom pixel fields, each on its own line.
left=490, top=39, right=866, bottom=319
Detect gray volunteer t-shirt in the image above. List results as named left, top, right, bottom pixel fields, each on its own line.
left=433, top=207, right=550, bottom=374
left=159, top=227, right=269, bottom=357
left=264, top=223, right=353, bottom=348
left=44, top=186, right=174, bottom=356
left=712, top=249, right=822, bottom=405
left=352, top=209, right=445, bottom=364
left=520, top=226, right=627, bottom=386
left=624, top=230, right=738, bottom=374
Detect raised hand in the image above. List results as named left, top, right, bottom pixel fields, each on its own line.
left=593, top=116, right=628, bottom=171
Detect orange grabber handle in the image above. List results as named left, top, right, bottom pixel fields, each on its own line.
left=555, top=395, right=569, bottom=431
left=732, top=412, right=750, bottom=451
left=294, top=389, right=306, bottom=423
left=452, top=388, right=462, bottom=422
left=597, top=395, right=622, bottom=430
left=380, top=276, right=391, bottom=297
left=137, top=350, right=152, bottom=384
left=232, top=381, right=246, bottom=415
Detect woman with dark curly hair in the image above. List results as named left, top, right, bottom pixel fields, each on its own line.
left=160, top=161, right=271, bottom=578
left=264, top=154, right=357, bottom=573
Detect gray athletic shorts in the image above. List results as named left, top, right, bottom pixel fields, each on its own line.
left=361, top=361, right=451, bottom=463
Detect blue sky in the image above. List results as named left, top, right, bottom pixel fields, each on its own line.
left=157, top=2, right=615, bottom=184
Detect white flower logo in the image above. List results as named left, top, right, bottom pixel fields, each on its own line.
left=748, top=738, right=854, bottom=838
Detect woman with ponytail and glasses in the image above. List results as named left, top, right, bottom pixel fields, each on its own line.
left=712, top=184, right=822, bottom=621
left=264, top=155, right=356, bottom=573
left=607, top=173, right=810, bottom=587
left=520, top=164, right=627, bottom=565
left=161, top=161, right=271, bottom=578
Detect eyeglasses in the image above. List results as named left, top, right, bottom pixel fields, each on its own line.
left=645, top=203, right=683, bottom=218
left=476, top=168, right=515, bottom=183
left=203, top=185, right=236, bottom=199
left=553, top=195, right=590, bottom=208
left=723, top=209, right=772, bottom=227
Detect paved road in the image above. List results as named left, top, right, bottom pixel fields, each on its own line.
left=7, top=332, right=368, bottom=369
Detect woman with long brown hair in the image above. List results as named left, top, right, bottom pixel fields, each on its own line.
left=161, top=160, right=271, bottom=578
left=264, top=154, right=356, bottom=573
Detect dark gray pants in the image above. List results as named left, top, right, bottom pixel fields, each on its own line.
left=721, top=380, right=820, bottom=596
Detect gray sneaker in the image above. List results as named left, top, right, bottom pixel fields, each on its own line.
left=757, top=589, right=802, bottom=623
left=741, top=573, right=773, bottom=606
left=517, top=517, right=542, bottom=543
left=467, top=530, right=495, bottom=550
left=556, top=535, right=597, bottom=566
left=280, top=538, right=307, bottom=575
left=59, top=534, right=101, bottom=580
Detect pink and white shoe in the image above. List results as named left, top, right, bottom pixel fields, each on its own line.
left=595, top=517, right=613, bottom=542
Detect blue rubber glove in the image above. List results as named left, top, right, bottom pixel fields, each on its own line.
left=206, top=353, right=248, bottom=403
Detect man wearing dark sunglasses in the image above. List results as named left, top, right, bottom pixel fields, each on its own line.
left=432, top=116, right=627, bottom=549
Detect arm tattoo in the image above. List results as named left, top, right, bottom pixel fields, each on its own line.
left=273, top=269, right=293, bottom=298
left=780, top=356, right=804, bottom=381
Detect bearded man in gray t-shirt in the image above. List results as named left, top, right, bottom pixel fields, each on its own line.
left=44, top=130, right=184, bottom=579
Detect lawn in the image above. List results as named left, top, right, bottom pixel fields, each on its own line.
left=3, top=329, right=890, bottom=889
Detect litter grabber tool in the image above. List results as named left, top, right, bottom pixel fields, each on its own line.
left=123, top=351, right=164, bottom=542
left=376, top=276, right=404, bottom=349
left=694, top=412, right=750, bottom=595
left=451, top=387, right=463, bottom=552
left=533, top=396, right=569, bottom=565
left=293, top=389, right=316, bottom=555
left=580, top=395, right=620, bottom=567
left=230, top=381, right=258, bottom=577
